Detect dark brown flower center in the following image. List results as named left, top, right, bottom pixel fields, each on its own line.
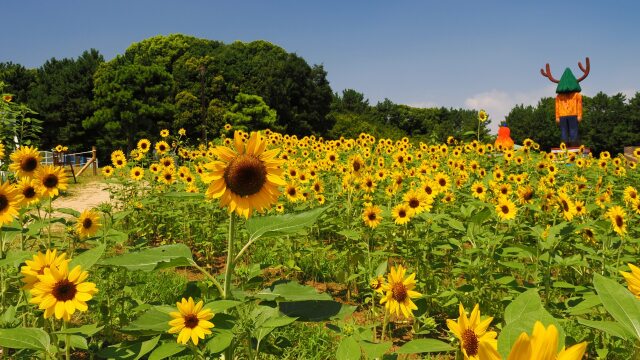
left=83, top=218, right=93, bottom=229
left=184, top=314, right=199, bottom=329
left=392, top=282, right=407, bottom=302
left=409, top=199, right=419, bottom=209
left=367, top=212, right=377, bottom=221
left=462, top=328, right=479, bottom=356
left=23, top=187, right=36, bottom=199
left=501, top=205, right=509, bottom=214
left=475, top=187, right=483, bottom=194
left=438, top=179, right=446, bottom=187
left=615, top=215, right=624, bottom=228
left=223, top=155, right=267, bottom=197
left=21, top=157, right=38, bottom=172
left=561, top=200, right=569, bottom=212
left=0, top=195, right=8, bottom=212
left=43, top=174, right=59, bottom=188
left=424, top=186, right=433, bottom=195
left=52, top=279, right=77, bottom=301
left=352, top=160, right=361, bottom=172
left=398, top=209, right=407, bottom=218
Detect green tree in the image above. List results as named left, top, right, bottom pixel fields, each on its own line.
left=0, top=62, right=36, bottom=103
left=224, top=93, right=279, bottom=132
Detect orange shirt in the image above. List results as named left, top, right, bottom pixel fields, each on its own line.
left=555, top=92, right=582, bottom=121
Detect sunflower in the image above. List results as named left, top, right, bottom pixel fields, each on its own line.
left=557, top=192, right=576, bottom=221
left=160, top=129, right=170, bottom=138
left=9, top=146, right=42, bottom=178
left=205, top=132, right=284, bottom=218
left=15, top=177, right=41, bottom=206
left=55, top=145, right=64, bottom=153
left=35, top=165, right=68, bottom=198
left=137, top=139, right=151, bottom=153
left=178, top=128, right=186, bottom=136
left=101, top=166, right=114, bottom=178
left=620, top=263, right=640, bottom=299
left=362, top=205, right=383, bottom=229
left=495, top=197, right=517, bottom=221
left=392, top=203, right=413, bottom=225
left=504, top=322, right=587, bottom=360
left=478, top=109, right=488, bottom=122
left=605, top=206, right=626, bottom=235
left=160, top=167, right=176, bottom=185
left=29, top=262, right=98, bottom=321
left=574, top=200, right=586, bottom=216
left=130, top=167, right=144, bottom=181
left=623, top=186, right=638, bottom=204
left=20, top=249, right=70, bottom=290
left=0, top=181, right=22, bottom=225
left=434, top=172, right=450, bottom=191
left=76, top=210, right=101, bottom=239
left=224, top=123, right=232, bottom=131
left=155, top=141, right=170, bottom=155
left=379, top=265, right=422, bottom=319
left=517, top=185, right=534, bottom=205
left=471, top=182, right=487, bottom=200
left=168, top=297, right=214, bottom=345
left=112, top=156, right=127, bottom=169
left=403, top=189, right=432, bottom=214
left=447, top=303, right=497, bottom=360
left=370, top=275, right=385, bottom=294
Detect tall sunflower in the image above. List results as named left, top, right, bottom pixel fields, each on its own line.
left=205, top=131, right=284, bottom=218
left=379, top=265, right=422, bottom=319
left=605, top=205, right=626, bottom=235
left=9, top=146, right=42, bottom=178
left=0, top=181, right=22, bottom=225
left=20, top=249, right=69, bottom=290
left=168, top=297, right=215, bottom=345
left=35, top=165, right=68, bottom=198
left=504, top=322, right=587, bottom=360
left=495, top=197, right=517, bottom=221
left=15, top=177, right=41, bottom=206
left=76, top=210, right=101, bottom=239
left=403, top=189, right=432, bottom=214
left=392, top=203, right=412, bottom=225
left=137, top=138, right=151, bottom=153
left=29, top=262, right=98, bottom=321
left=446, top=303, right=498, bottom=360
left=362, top=205, right=383, bottom=229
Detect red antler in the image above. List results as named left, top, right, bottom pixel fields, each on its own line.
left=577, top=57, right=590, bottom=82
left=540, top=63, right=559, bottom=83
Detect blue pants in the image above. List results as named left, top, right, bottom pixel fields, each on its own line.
left=559, top=116, right=579, bottom=144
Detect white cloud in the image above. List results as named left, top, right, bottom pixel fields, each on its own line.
left=464, top=85, right=555, bottom=134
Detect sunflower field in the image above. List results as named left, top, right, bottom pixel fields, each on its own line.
left=1, top=122, right=640, bottom=359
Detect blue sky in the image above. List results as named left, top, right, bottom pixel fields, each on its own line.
left=2, top=1, right=639, bottom=133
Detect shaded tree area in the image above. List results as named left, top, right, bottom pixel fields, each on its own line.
left=329, top=89, right=492, bottom=143
left=506, top=92, right=640, bottom=155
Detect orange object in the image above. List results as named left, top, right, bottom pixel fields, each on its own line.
left=555, top=92, right=582, bottom=122
left=495, top=125, right=514, bottom=150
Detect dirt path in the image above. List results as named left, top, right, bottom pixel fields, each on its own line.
left=53, top=181, right=114, bottom=213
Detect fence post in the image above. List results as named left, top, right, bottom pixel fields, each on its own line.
left=92, top=146, right=97, bottom=175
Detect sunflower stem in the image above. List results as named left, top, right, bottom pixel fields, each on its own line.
left=223, top=213, right=237, bottom=300
left=192, top=262, right=224, bottom=295
left=62, top=322, right=71, bottom=360
left=380, top=310, right=389, bottom=342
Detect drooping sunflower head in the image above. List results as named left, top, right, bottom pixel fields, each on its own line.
left=76, top=209, right=102, bottom=239
left=205, top=131, right=284, bottom=218
left=9, top=146, right=42, bottom=178
left=168, top=297, right=215, bottom=345
left=35, top=165, right=68, bottom=198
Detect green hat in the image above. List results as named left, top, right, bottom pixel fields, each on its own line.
left=556, top=68, right=582, bottom=93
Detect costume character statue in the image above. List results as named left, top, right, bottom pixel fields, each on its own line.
left=540, top=57, right=590, bottom=147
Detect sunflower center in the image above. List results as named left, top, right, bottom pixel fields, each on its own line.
left=398, top=210, right=407, bottom=218
left=391, top=282, right=407, bottom=302
left=352, top=161, right=361, bottom=172
left=561, top=200, right=569, bottom=212
left=475, top=187, right=483, bottom=194
left=461, top=328, right=479, bottom=356
left=164, top=173, right=172, bottom=181
left=23, top=187, right=36, bottom=199
left=615, top=215, right=624, bottom=227
left=83, top=218, right=93, bottom=229
left=424, top=187, right=433, bottom=195
left=52, top=279, right=77, bottom=301
left=367, top=212, right=377, bottom=221
left=0, top=195, right=8, bottom=211
left=501, top=205, right=509, bottom=214
left=21, top=157, right=38, bottom=172
left=438, top=179, right=446, bottom=187
left=523, top=191, right=533, bottom=200
left=223, top=155, right=267, bottom=197
left=184, top=314, right=200, bottom=329
left=409, top=199, right=419, bottom=208
left=43, top=174, right=59, bottom=188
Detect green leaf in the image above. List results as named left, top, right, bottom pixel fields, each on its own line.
left=504, top=289, right=543, bottom=324
left=396, top=338, right=453, bottom=354
left=204, top=300, right=242, bottom=313
left=593, top=273, right=640, bottom=340
left=359, top=340, right=391, bottom=359
left=121, top=306, right=174, bottom=334
left=103, top=228, right=129, bottom=244
left=577, top=318, right=634, bottom=340
left=206, top=330, right=233, bottom=354
left=0, top=250, right=32, bottom=268
left=162, top=192, right=204, bottom=199
left=55, top=323, right=104, bottom=336
left=148, top=341, right=186, bottom=360
left=261, top=315, right=298, bottom=328
left=70, top=244, right=105, bottom=271
left=255, top=281, right=332, bottom=301
left=57, top=207, right=80, bottom=217
left=96, top=335, right=161, bottom=360
left=246, top=206, right=328, bottom=241
left=336, top=336, right=360, bottom=360
left=0, top=327, right=50, bottom=351
left=100, top=244, right=194, bottom=272
left=64, top=335, right=88, bottom=350
left=280, top=301, right=354, bottom=321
